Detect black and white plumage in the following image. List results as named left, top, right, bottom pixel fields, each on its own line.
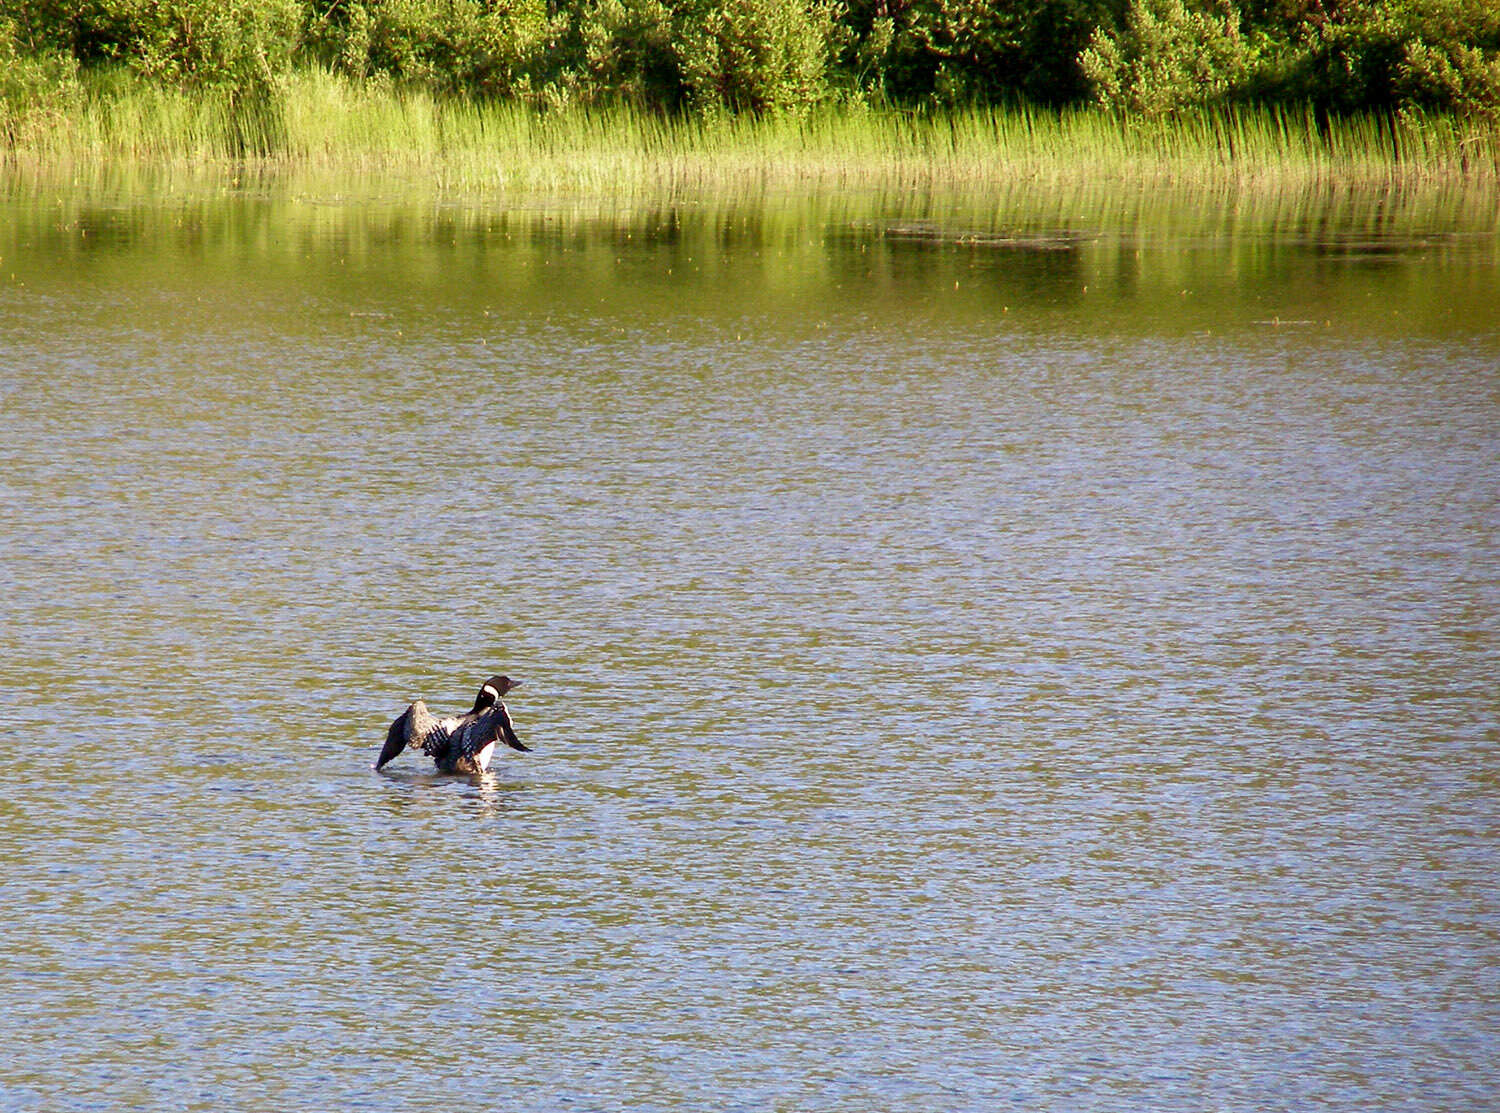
left=375, top=675, right=531, bottom=774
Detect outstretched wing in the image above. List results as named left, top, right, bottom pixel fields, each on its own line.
left=374, top=706, right=413, bottom=770
left=489, top=701, right=531, bottom=753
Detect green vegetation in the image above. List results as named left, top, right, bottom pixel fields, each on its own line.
left=8, top=0, right=1500, bottom=113
left=7, top=67, right=1493, bottom=188
left=3, top=0, right=1499, bottom=180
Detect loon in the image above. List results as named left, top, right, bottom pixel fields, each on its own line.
left=375, top=675, right=531, bottom=774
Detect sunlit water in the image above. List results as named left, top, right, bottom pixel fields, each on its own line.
left=1, top=179, right=1497, bottom=1111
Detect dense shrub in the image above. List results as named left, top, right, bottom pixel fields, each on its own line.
left=3, top=0, right=1500, bottom=119
left=303, top=0, right=550, bottom=97
left=1398, top=35, right=1500, bottom=117
left=1244, top=0, right=1500, bottom=116
left=0, top=14, right=82, bottom=145
left=1080, top=0, right=1250, bottom=114
left=831, top=0, right=1116, bottom=107
left=550, top=0, right=834, bottom=113
left=561, top=0, right=682, bottom=108
left=672, top=0, right=835, bottom=113
left=1384, top=0, right=1499, bottom=116
left=14, top=0, right=300, bottom=91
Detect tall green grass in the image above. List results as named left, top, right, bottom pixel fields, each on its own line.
left=7, top=67, right=1499, bottom=190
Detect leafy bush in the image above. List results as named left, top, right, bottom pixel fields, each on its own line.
left=5, top=0, right=1500, bottom=120
left=1391, top=0, right=1500, bottom=115
left=672, top=0, right=836, bottom=114
left=1250, top=0, right=1500, bottom=116
left=557, top=0, right=682, bottom=108
left=304, top=0, right=551, bottom=97
left=1398, top=38, right=1500, bottom=117
left=20, top=0, right=301, bottom=91
left=0, top=14, right=82, bottom=145
left=833, top=0, right=1113, bottom=107
left=1080, top=0, right=1251, bottom=115
left=551, top=0, right=836, bottom=113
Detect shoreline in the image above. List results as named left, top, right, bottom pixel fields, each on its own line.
left=6, top=71, right=1500, bottom=193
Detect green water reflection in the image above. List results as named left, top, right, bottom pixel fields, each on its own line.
left=6, top=174, right=1499, bottom=339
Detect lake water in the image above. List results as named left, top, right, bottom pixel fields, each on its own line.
left=1, top=173, right=1497, bottom=1111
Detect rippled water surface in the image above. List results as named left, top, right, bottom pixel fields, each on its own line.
left=1, top=178, right=1498, bottom=1111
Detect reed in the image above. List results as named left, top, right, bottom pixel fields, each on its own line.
left=7, top=66, right=1499, bottom=190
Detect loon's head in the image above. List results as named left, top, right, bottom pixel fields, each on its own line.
left=472, top=674, right=521, bottom=712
